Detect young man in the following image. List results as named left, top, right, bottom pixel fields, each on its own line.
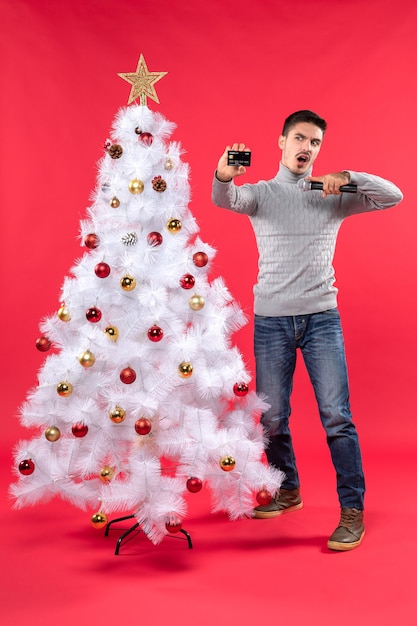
left=211, top=110, right=403, bottom=551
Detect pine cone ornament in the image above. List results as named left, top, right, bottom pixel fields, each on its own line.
left=121, top=232, right=138, bottom=246
left=152, top=175, right=167, bottom=192
left=108, top=143, right=123, bottom=159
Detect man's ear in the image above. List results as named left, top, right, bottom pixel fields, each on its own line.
left=278, top=135, right=285, bottom=149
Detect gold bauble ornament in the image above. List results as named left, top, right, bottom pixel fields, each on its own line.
left=178, top=361, right=193, bottom=378
left=165, top=157, right=174, bottom=171
left=189, top=294, right=205, bottom=311
left=45, top=426, right=61, bottom=442
left=104, top=325, right=119, bottom=341
left=57, top=381, right=73, bottom=397
left=91, top=511, right=108, bottom=529
left=167, top=218, right=182, bottom=233
left=57, top=304, right=71, bottom=322
left=99, top=466, right=115, bottom=483
left=110, top=196, right=120, bottom=208
left=120, top=275, right=137, bottom=291
left=220, top=455, right=236, bottom=472
left=109, top=406, right=126, bottom=423
left=128, top=179, right=144, bottom=194
left=78, top=350, right=96, bottom=368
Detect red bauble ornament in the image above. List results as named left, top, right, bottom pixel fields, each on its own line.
left=86, top=307, right=102, bottom=323
left=147, top=325, right=164, bottom=342
left=35, top=336, right=51, bottom=352
left=147, top=231, right=163, bottom=247
left=135, top=418, right=152, bottom=435
left=138, top=132, right=154, bottom=146
left=120, top=367, right=136, bottom=384
left=84, top=233, right=99, bottom=249
left=165, top=517, right=182, bottom=534
left=193, top=251, right=208, bottom=267
left=233, top=382, right=249, bottom=396
left=94, top=262, right=111, bottom=278
left=256, top=489, right=273, bottom=506
left=72, top=423, right=89, bottom=438
left=186, top=477, right=203, bottom=493
left=179, top=274, right=195, bottom=289
left=19, top=459, right=35, bottom=475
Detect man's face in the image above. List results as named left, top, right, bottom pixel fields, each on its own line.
left=278, top=122, right=323, bottom=175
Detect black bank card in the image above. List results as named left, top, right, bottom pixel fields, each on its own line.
left=227, top=150, right=251, bottom=166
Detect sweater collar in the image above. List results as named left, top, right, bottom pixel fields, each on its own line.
left=274, top=162, right=313, bottom=184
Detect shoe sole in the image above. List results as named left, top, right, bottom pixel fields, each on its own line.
left=327, top=530, right=365, bottom=551
left=253, top=501, right=303, bottom=519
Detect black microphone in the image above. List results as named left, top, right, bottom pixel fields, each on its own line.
left=297, top=179, right=357, bottom=193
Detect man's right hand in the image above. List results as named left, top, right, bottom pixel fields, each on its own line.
left=216, top=143, right=250, bottom=182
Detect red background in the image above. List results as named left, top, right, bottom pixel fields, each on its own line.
left=1, top=1, right=416, bottom=624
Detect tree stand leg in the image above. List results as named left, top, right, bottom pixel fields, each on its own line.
left=105, top=515, right=193, bottom=554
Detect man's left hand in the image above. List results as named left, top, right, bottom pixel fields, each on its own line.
left=306, top=171, right=350, bottom=198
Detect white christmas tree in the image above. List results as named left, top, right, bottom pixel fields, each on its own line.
left=11, top=55, right=283, bottom=545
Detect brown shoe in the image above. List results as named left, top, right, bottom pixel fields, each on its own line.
left=327, top=508, right=365, bottom=551
left=254, top=487, right=303, bottom=519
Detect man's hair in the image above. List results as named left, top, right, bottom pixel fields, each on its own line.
left=282, top=110, right=327, bottom=136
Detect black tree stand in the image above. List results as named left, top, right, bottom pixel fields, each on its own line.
left=105, top=514, right=193, bottom=555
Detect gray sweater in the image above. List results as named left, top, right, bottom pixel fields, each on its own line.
left=211, top=164, right=403, bottom=316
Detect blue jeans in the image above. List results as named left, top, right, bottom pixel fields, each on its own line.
left=254, top=309, right=365, bottom=509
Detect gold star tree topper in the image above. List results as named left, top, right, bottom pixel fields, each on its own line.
left=118, top=54, right=167, bottom=106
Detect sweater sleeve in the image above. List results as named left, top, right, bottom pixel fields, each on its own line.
left=342, top=171, right=403, bottom=215
left=211, top=173, right=258, bottom=216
